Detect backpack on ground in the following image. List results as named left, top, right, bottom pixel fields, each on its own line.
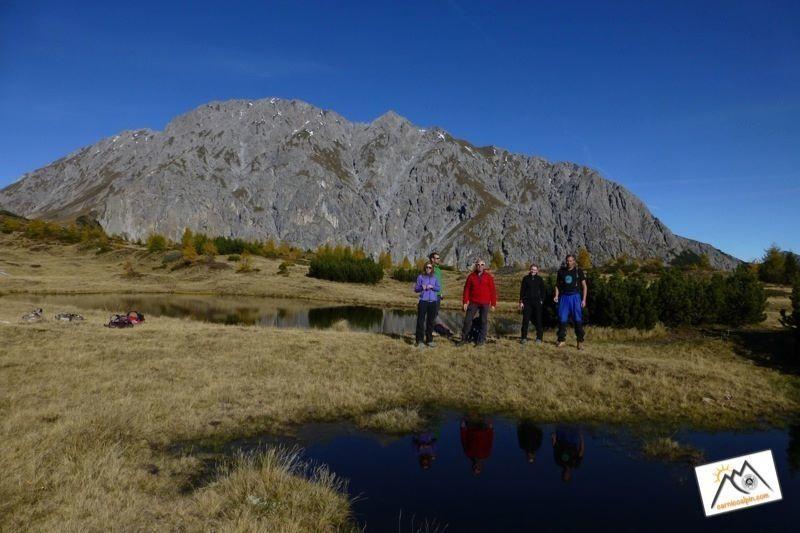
left=127, top=311, right=145, bottom=324
left=465, top=316, right=483, bottom=343
left=106, top=314, right=133, bottom=328
left=433, top=321, right=453, bottom=338
left=21, top=308, right=43, bottom=322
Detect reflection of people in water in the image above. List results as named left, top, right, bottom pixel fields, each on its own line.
left=460, top=415, right=494, bottom=475
left=517, top=421, right=543, bottom=463
left=552, top=426, right=584, bottom=482
left=412, top=432, right=438, bottom=470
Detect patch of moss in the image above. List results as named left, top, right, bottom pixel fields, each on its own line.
left=311, top=146, right=350, bottom=183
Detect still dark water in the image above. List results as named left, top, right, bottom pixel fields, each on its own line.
left=222, top=415, right=800, bottom=532
left=7, top=294, right=521, bottom=335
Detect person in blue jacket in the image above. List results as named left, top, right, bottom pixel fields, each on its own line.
left=414, top=262, right=441, bottom=347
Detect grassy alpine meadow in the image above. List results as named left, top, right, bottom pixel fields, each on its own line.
left=1, top=296, right=799, bottom=531
left=2, top=234, right=800, bottom=530
left=0, top=232, right=477, bottom=311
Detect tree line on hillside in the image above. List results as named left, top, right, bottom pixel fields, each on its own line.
left=149, top=229, right=306, bottom=262
left=0, top=212, right=780, bottom=331
left=1, top=214, right=112, bottom=251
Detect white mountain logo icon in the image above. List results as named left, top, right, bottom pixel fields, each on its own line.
left=710, top=460, right=773, bottom=508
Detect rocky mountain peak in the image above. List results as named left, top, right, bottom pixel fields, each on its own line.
left=0, top=98, right=739, bottom=270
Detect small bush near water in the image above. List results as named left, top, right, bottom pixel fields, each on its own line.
left=391, top=267, right=419, bottom=282
left=236, top=252, right=254, bottom=273
left=146, top=233, right=168, bottom=253
left=277, top=261, right=292, bottom=276
left=651, top=266, right=765, bottom=327
left=308, top=245, right=383, bottom=284
left=587, top=273, right=658, bottom=330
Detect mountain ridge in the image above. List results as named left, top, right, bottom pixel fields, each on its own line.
left=0, top=97, right=740, bottom=269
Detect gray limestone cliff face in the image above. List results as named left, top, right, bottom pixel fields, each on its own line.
left=0, top=98, right=739, bottom=269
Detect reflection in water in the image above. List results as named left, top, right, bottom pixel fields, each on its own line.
left=211, top=415, right=799, bottom=531
left=460, top=415, right=494, bottom=475
left=9, top=293, right=520, bottom=336
left=307, top=306, right=383, bottom=330
left=412, top=432, right=438, bottom=470
left=517, top=420, right=543, bottom=464
left=552, top=426, right=585, bottom=482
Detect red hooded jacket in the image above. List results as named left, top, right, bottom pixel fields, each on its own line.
left=462, top=271, right=497, bottom=307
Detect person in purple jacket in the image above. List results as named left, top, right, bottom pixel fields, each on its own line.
left=415, top=262, right=442, bottom=348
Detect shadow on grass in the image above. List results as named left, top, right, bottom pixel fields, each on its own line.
left=729, top=328, right=800, bottom=375
left=382, top=332, right=467, bottom=346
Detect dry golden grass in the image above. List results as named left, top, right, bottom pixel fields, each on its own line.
left=0, top=233, right=479, bottom=311
left=1, top=296, right=798, bottom=530
left=2, top=236, right=799, bottom=530
left=191, top=449, right=352, bottom=532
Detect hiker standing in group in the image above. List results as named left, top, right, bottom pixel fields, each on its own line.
left=457, top=259, right=497, bottom=346
left=429, top=251, right=444, bottom=318
left=414, top=262, right=441, bottom=348
left=553, top=254, right=587, bottom=349
left=519, top=263, right=546, bottom=345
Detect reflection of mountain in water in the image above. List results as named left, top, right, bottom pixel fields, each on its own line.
left=308, top=306, right=384, bottom=330
left=9, top=293, right=529, bottom=337
left=209, top=415, right=799, bottom=531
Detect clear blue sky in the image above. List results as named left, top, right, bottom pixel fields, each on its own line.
left=1, top=1, right=798, bottom=261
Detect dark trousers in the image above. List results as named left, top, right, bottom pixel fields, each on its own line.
left=416, top=300, right=437, bottom=343
left=434, top=297, right=441, bottom=319
left=462, top=303, right=490, bottom=343
left=557, top=321, right=585, bottom=342
left=521, top=299, right=544, bottom=340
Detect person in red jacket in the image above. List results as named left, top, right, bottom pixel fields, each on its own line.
left=456, top=258, right=497, bottom=346
left=460, top=415, right=494, bottom=475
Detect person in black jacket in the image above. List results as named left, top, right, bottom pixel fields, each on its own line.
left=519, top=263, right=546, bottom=344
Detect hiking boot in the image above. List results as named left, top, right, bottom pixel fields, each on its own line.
left=426, top=341, right=436, bottom=348
left=556, top=341, right=565, bottom=347
left=535, top=339, right=543, bottom=345
left=520, top=338, right=528, bottom=345
left=577, top=341, right=583, bottom=350
left=415, top=342, right=425, bottom=349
